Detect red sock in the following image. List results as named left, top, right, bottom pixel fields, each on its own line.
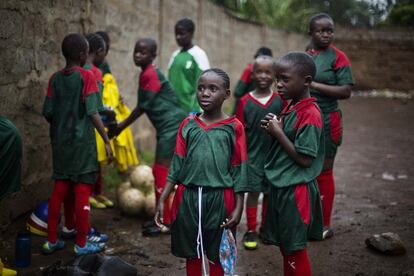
left=63, top=188, right=75, bottom=230
left=153, top=163, right=171, bottom=225
left=317, top=169, right=335, bottom=227
left=48, top=180, right=71, bottom=243
left=74, top=183, right=92, bottom=247
left=261, top=197, right=268, bottom=228
left=209, top=260, right=224, bottom=276
left=246, top=206, right=258, bottom=232
left=186, top=258, right=202, bottom=276
left=282, top=249, right=311, bottom=276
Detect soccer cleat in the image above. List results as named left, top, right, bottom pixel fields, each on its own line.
left=96, top=194, right=114, bottom=208
left=89, top=197, right=106, bottom=209
left=322, top=227, right=334, bottom=240
left=74, top=242, right=105, bottom=255
left=243, top=231, right=259, bottom=250
left=88, top=227, right=109, bottom=243
left=42, top=240, right=65, bottom=254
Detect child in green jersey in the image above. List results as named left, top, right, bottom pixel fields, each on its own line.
left=111, top=38, right=187, bottom=236
left=261, top=52, right=324, bottom=276
left=235, top=55, right=286, bottom=250
left=155, top=68, right=249, bottom=276
left=42, top=33, right=113, bottom=255
left=168, top=18, right=210, bottom=113
left=306, top=13, right=354, bottom=239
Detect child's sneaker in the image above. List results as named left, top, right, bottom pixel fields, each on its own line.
left=322, top=227, right=334, bottom=240
left=74, top=242, right=105, bottom=255
left=96, top=194, right=114, bottom=207
left=61, top=226, right=76, bottom=240
left=42, top=240, right=65, bottom=254
left=89, top=196, right=106, bottom=209
left=88, top=228, right=109, bottom=243
left=243, top=231, right=259, bottom=250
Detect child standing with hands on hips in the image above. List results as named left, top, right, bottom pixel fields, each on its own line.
left=261, top=52, right=324, bottom=276
left=155, top=68, right=249, bottom=276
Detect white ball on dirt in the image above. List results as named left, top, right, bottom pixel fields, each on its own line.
left=117, top=181, right=131, bottom=198
left=118, top=188, right=145, bottom=215
left=144, top=192, right=156, bottom=216
left=130, top=165, right=154, bottom=195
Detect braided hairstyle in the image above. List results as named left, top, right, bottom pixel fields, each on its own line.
left=309, top=13, right=334, bottom=33
left=85, top=33, right=106, bottom=54
left=61, top=33, right=88, bottom=61
left=200, top=68, right=231, bottom=90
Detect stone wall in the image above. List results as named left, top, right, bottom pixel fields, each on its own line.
left=0, top=0, right=413, bottom=226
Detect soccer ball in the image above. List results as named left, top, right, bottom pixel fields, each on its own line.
left=144, top=192, right=156, bottom=216
left=26, top=201, right=60, bottom=237
left=117, top=181, right=132, bottom=198
left=118, top=188, right=145, bottom=215
left=130, top=165, right=154, bottom=195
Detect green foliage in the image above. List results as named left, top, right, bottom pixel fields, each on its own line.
left=102, top=165, right=123, bottom=191
left=213, top=0, right=395, bottom=31
left=386, top=1, right=414, bottom=26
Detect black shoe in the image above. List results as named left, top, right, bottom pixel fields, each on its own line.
left=142, top=225, right=161, bottom=237
left=243, top=231, right=259, bottom=250
left=142, top=220, right=156, bottom=229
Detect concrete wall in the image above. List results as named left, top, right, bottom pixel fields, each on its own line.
left=0, top=0, right=413, bottom=226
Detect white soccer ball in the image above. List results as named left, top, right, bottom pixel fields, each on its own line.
left=117, top=181, right=131, bottom=198
left=130, top=165, right=154, bottom=195
left=118, top=188, right=145, bottom=215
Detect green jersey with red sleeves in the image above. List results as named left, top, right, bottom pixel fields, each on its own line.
left=307, top=45, right=354, bottom=112
left=234, top=63, right=256, bottom=99
left=264, top=97, right=324, bottom=188
left=42, top=66, right=103, bottom=183
left=235, top=92, right=285, bottom=190
left=168, top=45, right=210, bottom=113
left=84, top=63, right=104, bottom=99
left=138, top=64, right=187, bottom=158
left=167, top=115, right=249, bottom=193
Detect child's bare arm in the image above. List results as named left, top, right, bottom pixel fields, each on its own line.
left=221, top=192, right=244, bottom=229
left=154, top=180, right=176, bottom=227
left=90, top=113, right=114, bottom=163
left=310, top=82, right=351, bottom=99
left=110, top=106, right=144, bottom=138
left=261, top=113, right=312, bottom=167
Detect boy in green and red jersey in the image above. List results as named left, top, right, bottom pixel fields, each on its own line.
left=233, top=47, right=273, bottom=112
left=234, top=55, right=286, bottom=250
left=306, top=13, right=354, bottom=239
left=168, top=18, right=210, bottom=113
left=261, top=52, right=324, bottom=276
left=155, top=68, right=249, bottom=276
left=42, top=33, right=113, bottom=255
left=111, top=38, right=187, bottom=235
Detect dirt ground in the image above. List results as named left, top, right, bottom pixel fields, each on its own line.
left=1, top=97, right=414, bottom=276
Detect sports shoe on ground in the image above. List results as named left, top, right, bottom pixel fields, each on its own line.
left=96, top=194, right=114, bottom=208
left=322, top=227, right=334, bottom=240
left=88, top=227, right=109, bottom=243
left=74, top=242, right=105, bottom=255
left=243, top=231, right=259, bottom=250
left=89, top=197, right=106, bottom=209
left=42, top=240, right=65, bottom=254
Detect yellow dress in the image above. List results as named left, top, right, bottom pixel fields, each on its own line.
left=96, top=73, right=139, bottom=172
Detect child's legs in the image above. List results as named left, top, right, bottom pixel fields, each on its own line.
left=153, top=157, right=171, bottom=225
left=317, top=167, right=335, bottom=227
left=74, top=183, right=92, bottom=247
left=48, top=180, right=71, bottom=243
left=280, top=248, right=311, bottom=276
left=93, top=165, right=103, bottom=196
left=63, top=188, right=76, bottom=230
left=209, top=260, right=224, bottom=276
left=245, top=192, right=260, bottom=232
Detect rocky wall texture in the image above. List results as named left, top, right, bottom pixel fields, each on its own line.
left=0, top=0, right=413, bottom=226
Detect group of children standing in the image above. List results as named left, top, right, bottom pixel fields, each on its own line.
left=42, top=12, right=353, bottom=276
